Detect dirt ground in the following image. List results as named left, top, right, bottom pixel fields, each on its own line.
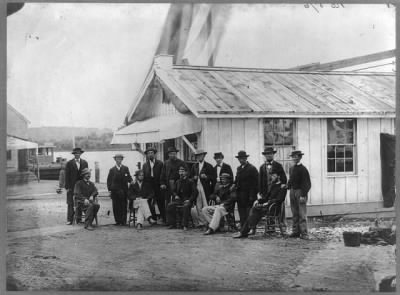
left=6, top=181, right=396, bottom=291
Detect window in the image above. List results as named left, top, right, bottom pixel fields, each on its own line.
left=7, top=150, right=11, bottom=160
left=327, top=119, right=356, bottom=173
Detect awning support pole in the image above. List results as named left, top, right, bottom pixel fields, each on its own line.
left=181, top=135, right=196, bottom=153
left=36, top=147, right=40, bottom=182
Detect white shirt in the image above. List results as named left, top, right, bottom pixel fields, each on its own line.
left=216, top=162, right=223, bottom=182
left=116, top=164, right=122, bottom=171
left=75, top=159, right=80, bottom=170
left=198, top=161, right=204, bottom=184
left=149, top=160, right=155, bottom=177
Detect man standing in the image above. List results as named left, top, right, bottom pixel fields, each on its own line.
left=190, top=149, right=216, bottom=228
left=213, top=152, right=233, bottom=185
left=234, top=150, right=259, bottom=228
left=64, top=147, right=88, bottom=225
left=142, top=147, right=164, bottom=223
left=107, top=154, right=133, bottom=226
left=74, top=168, right=100, bottom=231
left=160, top=146, right=187, bottom=205
left=166, top=166, right=198, bottom=230
left=287, top=150, right=311, bottom=239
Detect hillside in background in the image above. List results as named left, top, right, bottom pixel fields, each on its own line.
left=28, top=127, right=131, bottom=151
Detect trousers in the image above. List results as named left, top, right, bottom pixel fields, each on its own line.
left=166, top=201, right=192, bottom=227
left=66, top=190, right=74, bottom=222
left=84, top=202, right=100, bottom=226
left=131, top=198, right=152, bottom=225
left=290, top=189, right=308, bottom=235
left=240, top=206, right=266, bottom=235
left=111, top=190, right=128, bottom=225
left=202, top=205, right=228, bottom=231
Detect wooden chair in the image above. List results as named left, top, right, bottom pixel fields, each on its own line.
left=73, top=200, right=98, bottom=226
left=128, top=200, right=138, bottom=227
left=264, top=202, right=285, bottom=236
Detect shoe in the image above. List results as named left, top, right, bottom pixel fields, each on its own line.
left=168, top=225, right=176, bottom=229
left=65, top=221, right=72, bottom=225
left=148, top=217, right=157, bottom=225
left=204, top=228, right=214, bottom=235
left=289, top=233, right=300, bottom=238
left=136, top=223, right=143, bottom=230
left=232, top=232, right=248, bottom=239
left=248, top=229, right=256, bottom=235
left=114, top=223, right=120, bottom=226
left=85, top=225, right=95, bottom=231
left=183, top=226, right=188, bottom=231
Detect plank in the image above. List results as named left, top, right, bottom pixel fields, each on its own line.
left=333, top=177, right=346, bottom=204
left=219, top=119, right=234, bottom=169
left=367, top=119, right=382, bottom=202
left=204, top=119, right=219, bottom=163
left=308, top=119, right=323, bottom=205
left=244, top=119, right=261, bottom=167
left=357, top=118, right=369, bottom=202
left=345, top=177, right=358, bottom=203
left=380, top=118, right=394, bottom=134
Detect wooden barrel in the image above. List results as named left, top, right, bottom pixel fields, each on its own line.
left=343, top=231, right=361, bottom=247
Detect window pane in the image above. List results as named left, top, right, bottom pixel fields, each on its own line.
left=345, top=159, right=353, bottom=172
left=336, top=159, right=345, bottom=172
left=328, top=159, right=335, bottom=172
left=345, top=146, right=353, bottom=158
left=327, top=146, right=335, bottom=158
left=327, top=120, right=336, bottom=143
left=264, top=120, right=273, bottom=132
left=336, top=145, right=345, bottom=158
left=336, top=131, right=345, bottom=144
left=264, top=132, right=274, bottom=146
left=345, top=131, right=354, bottom=144
left=345, top=119, right=353, bottom=130
left=335, top=119, right=345, bottom=130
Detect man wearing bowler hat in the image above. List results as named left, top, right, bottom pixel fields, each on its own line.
left=142, top=146, right=165, bottom=223
left=64, top=147, right=88, bottom=225
left=190, top=149, right=216, bottom=228
left=234, top=150, right=259, bottom=227
left=107, top=154, right=133, bottom=225
left=160, top=146, right=187, bottom=205
left=213, top=152, right=233, bottom=184
left=287, top=150, right=311, bottom=239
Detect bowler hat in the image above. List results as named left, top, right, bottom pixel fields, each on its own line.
left=144, top=147, right=157, bottom=154
left=72, top=147, right=84, bottom=154
left=289, top=150, right=304, bottom=157
left=113, top=153, right=124, bottom=159
left=195, top=149, right=207, bottom=156
left=262, top=147, right=277, bottom=155
left=213, top=152, right=224, bottom=159
left=167, top=146, right=179, bottom=153
left=235, top=150, right=250, bottom=158
left=80, top=168, right=91, bottom=176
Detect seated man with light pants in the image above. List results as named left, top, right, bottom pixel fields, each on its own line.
left=203, top=173, right=237, bottom=235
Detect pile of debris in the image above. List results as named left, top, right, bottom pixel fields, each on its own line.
left=360, top=224, right=396, bottom=246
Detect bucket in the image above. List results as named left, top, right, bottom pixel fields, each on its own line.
left=343, top=231, right=361, bottom=247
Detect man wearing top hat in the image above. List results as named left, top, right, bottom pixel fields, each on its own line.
left=107, top=154, right=133, bottom=226
left=287, top=150, right=311, bottom=239
left=74, top=168, right=100, bottom=231
left=234, top=150, right=259, bottom=227
left=213, top=152, right=234, bottom=185
left=160, top=146, right=187, bottom=204
left=64, top=147, right=88, bottom=225
left=190, top=149, right=216, bottom=228
left=142, top=146, right=164, bottom=223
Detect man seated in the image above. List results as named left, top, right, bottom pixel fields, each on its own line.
left=128, top=170, right=157, bottom=229
left=166, top=166, right=198, bottom=230
left=233, top=168, right=287, bottom=238
left=203, top=173, right=237, bottom=235
left=74, top=168, right=100, bottom=231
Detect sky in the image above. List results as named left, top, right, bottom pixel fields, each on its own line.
left=7, top=3, right=395, bottom=130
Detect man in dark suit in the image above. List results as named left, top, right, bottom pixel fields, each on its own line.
left=190, top=149, right=216, bottom=228
left=234, top=150, right=259, bottom=228
left=64, top=147, right=88, bottom=225
left=166, top=166, right=198, bottom=230
left=107, top=154, right=133, bottom=226
left=142, top=147, right=164, bottom=223
left=213, top=152, right=234, bottom=184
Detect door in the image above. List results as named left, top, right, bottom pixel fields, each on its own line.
left=18, top=149, right=28, bottom=171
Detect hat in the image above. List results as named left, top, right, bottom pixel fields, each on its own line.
left=235, top=150, right=250, bottom=158
left=80, top=168, right=91, bottom=176
left=144, top=147, right=157, bottom=154
left=262, top=147, right=277, bottom=155
left=72, top=147, right=84, bottom=154
left=289, top=150, right=304, bottom=157
left=220, top=172, right=232, bottom=179
left=134, top=170, right=144, bottom=177
left=113, top=153, right=124, bottom=159
left=195, top=149, right=207, bottom=156
left=213, top=152, right=224, bottom=159
left=167, top=146, right=179, bottom=153
left=178, top=165, right=187, bottom=171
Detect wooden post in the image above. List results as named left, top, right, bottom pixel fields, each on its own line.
left=95, top=162, right=100, bottom=183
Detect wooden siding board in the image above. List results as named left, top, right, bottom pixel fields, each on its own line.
left=296, top=119, right=313, bottom=202
left=309, top=119, right=323, bottom=205
left=219, top=119, right=234, bottom=170
left=205, top=119, right=220, bottom=162
left=380, top=118, right=394, bottom=134
left=244, top=119, right=261, bottom=167
left=334, top=178, right=346, bottom=204
left=357, top=118, right=369, bottom=202
left=345, top=177, right=358, bottom=203
left=367, top=119, right=383, bottom=202
left=231, top=119, right=245, bottom=151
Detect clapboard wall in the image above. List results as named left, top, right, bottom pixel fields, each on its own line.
left=201, top=117, right=395, bottom=207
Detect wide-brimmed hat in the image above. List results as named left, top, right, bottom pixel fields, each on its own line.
left=235, top=150, right=250, bottom=158
left=178, top=165, right=188, bottom=171
left=289, top=150, right=304, bottom=157
left=72, top=147, right=84, bottom=154
left=134, top=170, right=144, bottom=176
left=213, top=152, right=224, bottom=159
left=220, top=173, right=232, bottom=179
left=113, top=153, right=124, bottom=159
left=167, top=146, right=179, bottom=153
left=80, top=168, right=91, bottom=176
left=144, top=147, right=157, bottom=154
left=195, top=149, right=207, bottom=156
left=262, top=147, right=277, bottom=155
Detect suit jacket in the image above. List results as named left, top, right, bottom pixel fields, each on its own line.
left=127, top=181, right=154, bottom=200
left=235, top=162, right=259, bottom=202
left=160, top=158, right=187, bottom=187
left=74, top=180, right=98, bottom=203
left=173, top=177, right=198, bottom=203
left=259, top=182, right=287, bottom=205
left=259, top=161, right=287, bottom=197
left=142, top=159, right=163, bottom=186
left=211, top=184, right=237, bottom=212
left=65, top=158, right=88, bottom=191
left=190, top=161, right=216, bottom=198
left=107, top=165, right=133, bottom=194
left=214, top=163, right=234, bottom=181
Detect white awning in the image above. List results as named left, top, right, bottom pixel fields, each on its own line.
left=111, top=113, right=202, bottom=144
left=7, top=136, right=38, bottom=150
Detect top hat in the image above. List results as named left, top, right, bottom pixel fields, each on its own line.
left=144, top=147, right=157, bottom=154
left=262, top=147, right=277, bottom=155
left=113, top=153, right=124, bottom=159
left=235, top=150, right=250, bottom=158
left=195, top=149, right=207, bottom=156
left=213, top=152, right=224, bottom=159
left=289, top=150, right=304, bottom=157
left=167, top=146, right=179, bottom=153
left=72, top=147, right=84, bottom=154
left=80, top=168, right=91, bottom=176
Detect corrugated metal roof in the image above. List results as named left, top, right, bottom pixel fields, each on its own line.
left=155, top=66, right=395, bottom=117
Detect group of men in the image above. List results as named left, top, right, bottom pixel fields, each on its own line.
left=63, top=145, right=311, bottom=239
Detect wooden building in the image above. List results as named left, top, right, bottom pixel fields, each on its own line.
left=112, top=55, right=395, bottom=216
